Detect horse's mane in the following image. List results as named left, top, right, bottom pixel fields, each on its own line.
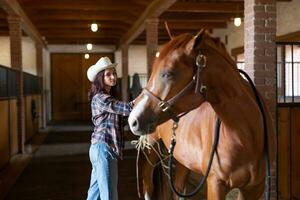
left=204, top=34, right=238, bottom=68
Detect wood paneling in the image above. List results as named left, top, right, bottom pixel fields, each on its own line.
left=25, top=95, right=40, bottom=142
left=32, top=95, right=40, bottom=133
left=0, top=101, right=9, bottom=169
left=291, top=108, right=300, bottom=199
left=278, top=108, right=291, bottom=200
left=9, top=99, right=18, bottom=156
left=278, top=107, right=300, bottom=200
left=25, top=96, right=33, bottom=141
left=51, top=53, right=113, bottom=122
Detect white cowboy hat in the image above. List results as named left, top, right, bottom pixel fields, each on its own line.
left=87, top=56, right=117, bottom=82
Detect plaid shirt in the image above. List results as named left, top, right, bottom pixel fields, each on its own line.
left=90, top=92, right=133, bottom=158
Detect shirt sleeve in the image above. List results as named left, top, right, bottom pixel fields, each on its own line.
left=92, top=93, right=133, bottom=116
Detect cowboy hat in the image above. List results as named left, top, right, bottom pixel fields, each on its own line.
left=87, top=56, right=117, bottom=82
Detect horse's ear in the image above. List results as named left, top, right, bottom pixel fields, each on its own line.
left=186, top=29, right=206, bottom=54
left=193, top=29, right=206, bottom=50
left=164, top=21, right=173, bottom=40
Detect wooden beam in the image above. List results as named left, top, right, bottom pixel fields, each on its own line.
left=26, top=10, right=136, bottom=22
left=276, top=31, right=300, bottom=42
left=47, top=37, right=118, bottom=44
left=0, top=9, right=6, bottom=18
left=0, top=19, right=7, bottom=26
left=41, top=30, right=123, bottom=37
left=117, top=0, right=177, bottom=49
left=160, top=12, right=241, bottom=21
left=169, top=2, right=244, bottom=13
left=35, top=20, right=130, bottom=30
left=0, top=0, right=46, bottom=46
left=158, top=21, right=227, bottom=29
left=19, top=0, right=143, bottom=11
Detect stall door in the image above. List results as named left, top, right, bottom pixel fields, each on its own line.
left=51, top=53, right=114, bottom=122
left=278, top=107, right=300, bottom=200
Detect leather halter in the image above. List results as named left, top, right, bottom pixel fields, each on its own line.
left=142, top=53, right=207, bottom=122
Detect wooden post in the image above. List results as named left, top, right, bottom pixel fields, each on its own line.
left=146, top=17, right=159, bottom=77
left=121, top=44, right=129, bottom=101
left=8, top=15, right=25, bottom=153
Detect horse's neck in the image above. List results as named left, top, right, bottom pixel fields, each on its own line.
left=207, top=67, right=261, bottom=132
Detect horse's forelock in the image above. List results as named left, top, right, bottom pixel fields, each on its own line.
left=159, top=33, right=194, bottom=60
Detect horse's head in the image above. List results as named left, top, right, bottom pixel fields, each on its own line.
left=129, top=29, right=234, bottom=135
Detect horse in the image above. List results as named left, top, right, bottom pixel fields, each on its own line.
left=128, top=30, right=276, bottom=200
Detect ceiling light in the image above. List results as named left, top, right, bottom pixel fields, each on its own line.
left=234, top=17, right=242, bottom=27
left=87, top=43, right=93, bottom=51
left=91, top=23, right=98, bottom=32
left=84, top=53, right=90, bottom=59
left=155, top=52, right=160, bottom=58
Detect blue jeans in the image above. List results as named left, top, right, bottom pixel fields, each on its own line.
left=87, top=143, right=118, bottom=200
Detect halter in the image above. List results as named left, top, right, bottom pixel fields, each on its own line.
left=143, top=52, right=207, bottom=123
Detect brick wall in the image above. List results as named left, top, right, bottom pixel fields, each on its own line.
left=244, top=0, right=277, bottom=199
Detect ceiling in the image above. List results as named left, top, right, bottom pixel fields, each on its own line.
left=0, top=0, right=292, bottom=47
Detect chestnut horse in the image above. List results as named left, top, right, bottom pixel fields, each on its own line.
left=129, top=30, right=276, bottom=200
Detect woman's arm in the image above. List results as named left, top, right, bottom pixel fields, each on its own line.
left=93, top=93, right=133, bottom=116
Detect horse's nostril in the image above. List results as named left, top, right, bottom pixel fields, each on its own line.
left=128, top=116, right=139, bottom=132
left=132, top=120, right=137, bottom=127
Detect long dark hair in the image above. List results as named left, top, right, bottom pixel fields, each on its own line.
left=88, top=70, right=118, bottom=101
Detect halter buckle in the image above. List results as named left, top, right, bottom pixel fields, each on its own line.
left=196, top=54, right=206, bottom=67
left=159, top=101, right=170, bottom=112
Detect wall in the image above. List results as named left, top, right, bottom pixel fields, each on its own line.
left=0, top=37, right=11, bottom=67
left=22, top=37, right=36, bottom=75
left=115, top=44, right=164, bottom=77
left=128, top=45, right=147, bottom=75
left=277, top=0, right=300, bottom=36
left=115, top=45, right=147, bottom=76
left=0, top=36, right=37, bottom=75
left=213, top=23, right=244, bottom=54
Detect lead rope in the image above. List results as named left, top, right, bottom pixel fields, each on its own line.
left=168, top=118, right=221, bottom=198
left=132, top=136, right=170, bottom=198
left=238, top=69, right=271, bottom=200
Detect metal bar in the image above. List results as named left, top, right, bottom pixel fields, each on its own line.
left=283, top=46, right=286, bottom=103
left=292, top=45, right=294, bottom=103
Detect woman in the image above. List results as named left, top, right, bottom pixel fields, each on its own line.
left=86, top=57, right=134, bottom=200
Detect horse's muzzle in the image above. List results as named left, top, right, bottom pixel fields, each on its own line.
left=128, top=114, right=156, bottom=136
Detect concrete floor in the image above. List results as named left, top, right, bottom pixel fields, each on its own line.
left=3, top=126, right=239, bottom=200
left=5, top=129, right=140, bottom=200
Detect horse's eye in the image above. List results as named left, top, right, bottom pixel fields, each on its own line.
left=161, top=71, right=173, bottom=79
